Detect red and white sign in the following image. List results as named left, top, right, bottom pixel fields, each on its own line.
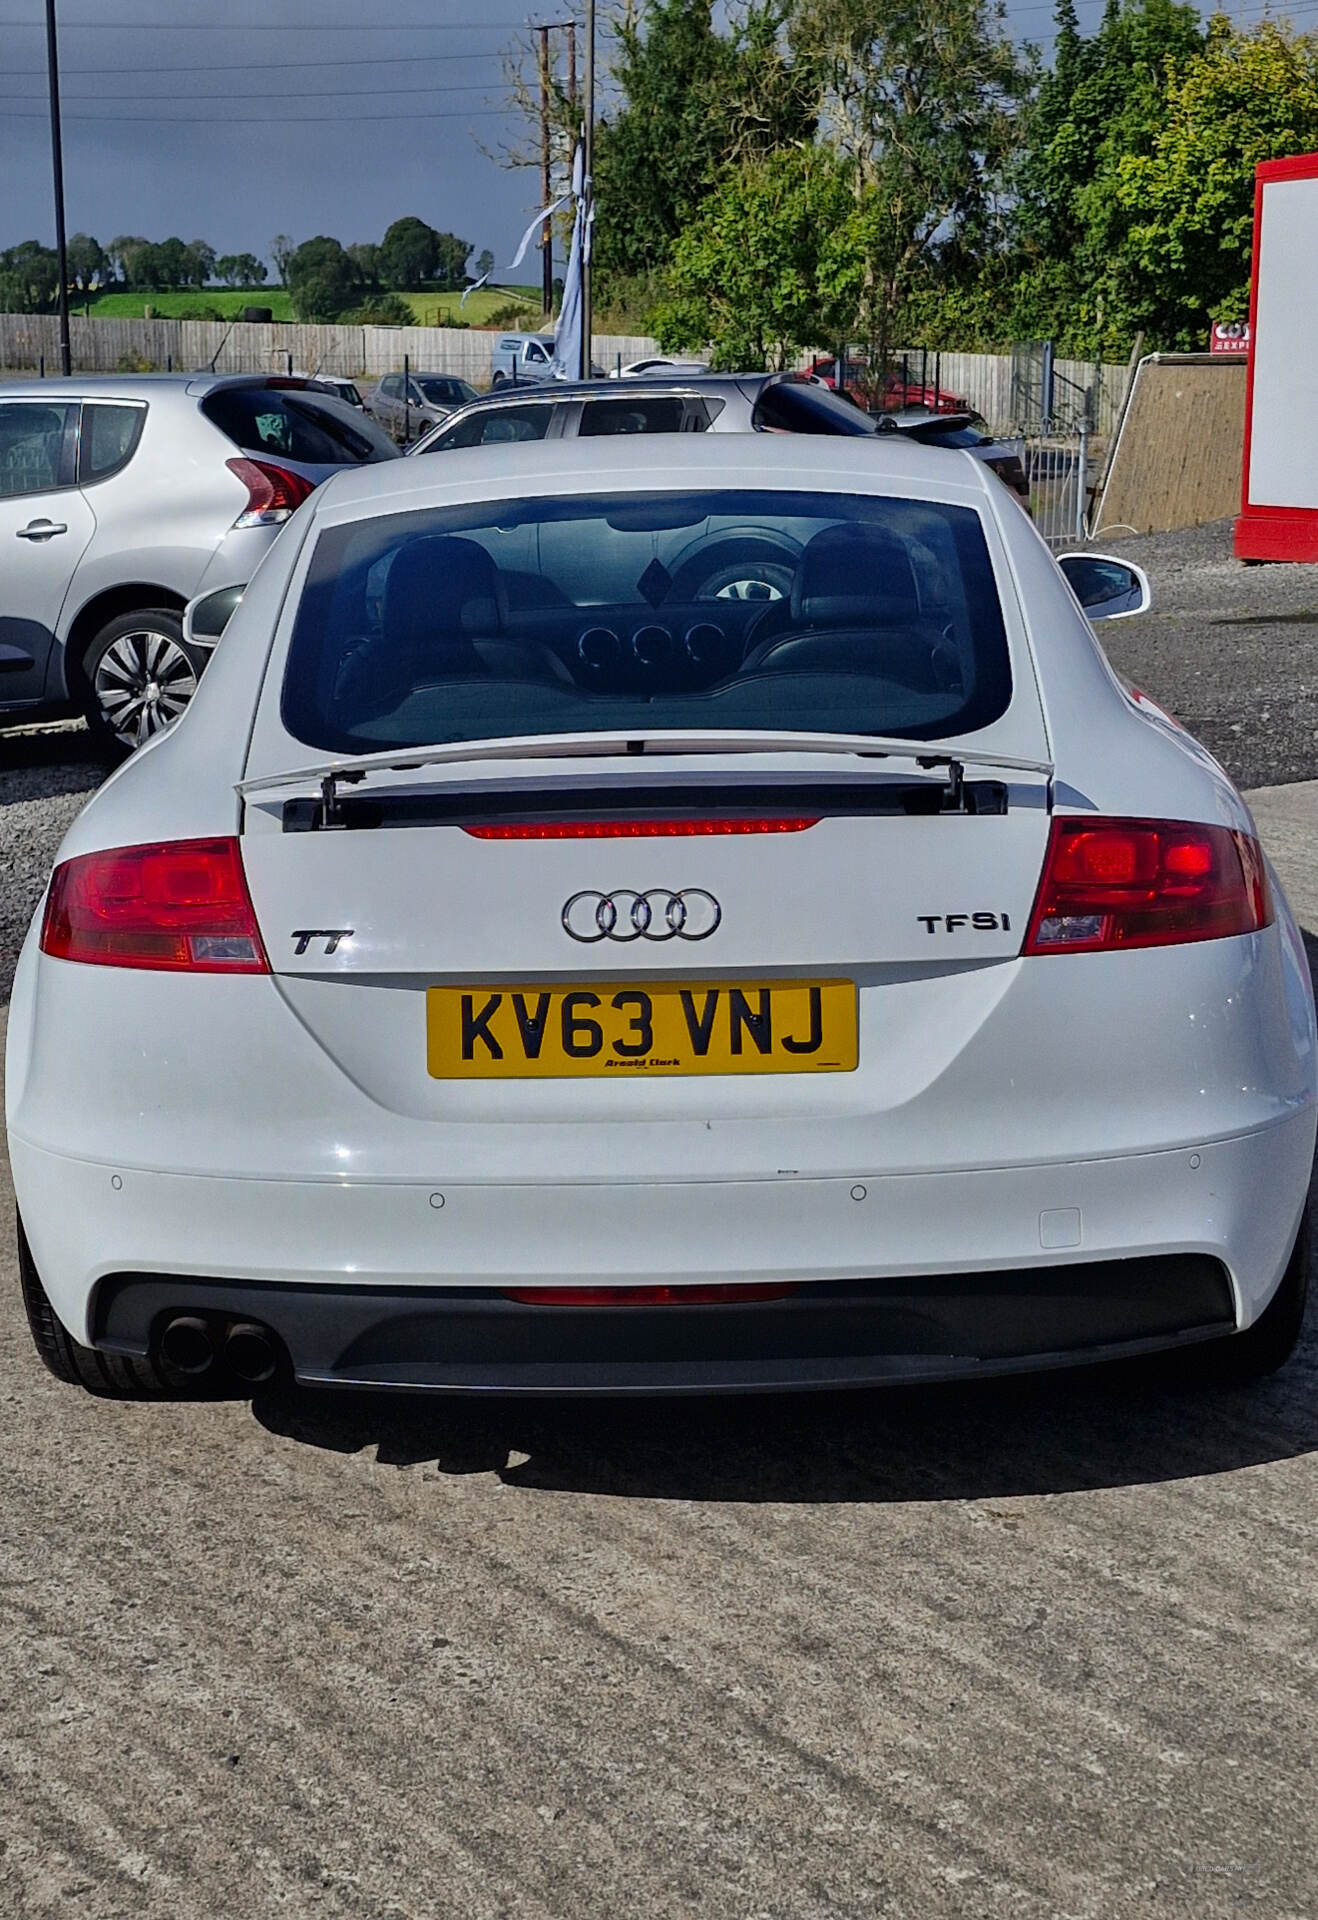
left=1235, top=152, right=1318, bottom=562
left=1209, top=319, right=1251, bottom=355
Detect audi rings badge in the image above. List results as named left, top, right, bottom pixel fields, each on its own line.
left=561, top=888, right=723, bottom=943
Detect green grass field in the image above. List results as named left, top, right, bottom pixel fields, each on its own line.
left=82, top=288, right=295, bottom=320
left=396, top=287, right=542, bottom=326
left=80, top=286, right=542, bottom=327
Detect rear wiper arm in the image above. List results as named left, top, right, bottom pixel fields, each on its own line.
left=238, top=728, right=1054, bottom=818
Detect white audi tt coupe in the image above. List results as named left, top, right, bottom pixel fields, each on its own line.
left=7, top=438, right=1314, bottom=1398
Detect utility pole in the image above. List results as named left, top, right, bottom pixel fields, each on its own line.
left=45, top=0, right=72, bottom=376
left=566, top=21, right=577, bottom=115
left=579, top=0, right=595, bottom=379
left=538, top=25, right=553, bottom=318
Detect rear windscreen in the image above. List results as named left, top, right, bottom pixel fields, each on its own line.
left=202, top=387, right=386, bottom=464
left=281, top=488, right=1012, bottom=753
left=751, top=383, right=879, bottom=436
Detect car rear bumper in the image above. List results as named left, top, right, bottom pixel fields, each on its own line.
left=92, top=1256, right=1238, bottom=1394
left=11, top=1109, right=1313, bottom=1380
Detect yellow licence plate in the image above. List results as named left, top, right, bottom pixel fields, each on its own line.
left=427, top=979, right=858, bottom=1079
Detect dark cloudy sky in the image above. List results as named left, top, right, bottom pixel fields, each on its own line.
left=1, top=0, right=1260, bottom=277
left=0, top=1, right=563, bottom=273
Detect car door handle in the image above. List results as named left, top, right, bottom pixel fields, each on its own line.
left=16, top=519, right=68, bottom=540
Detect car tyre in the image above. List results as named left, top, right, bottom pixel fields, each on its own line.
left=675, top=543, right=798, bottom=604
left=81, top=608, right=206, bottom=760
left=17, top=1214, right=182, bottom=1398
left=490, top=371, right=507, bottom=388
left=1191, top=1213, right=1310, bottom=1386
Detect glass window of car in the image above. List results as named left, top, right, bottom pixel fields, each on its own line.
left=0, top=401, right=76, bottom=498
left=79, top=402, right=146, bottom=484
left=753, top=381, right=880, bottom=436
left=524, top=341, right=550, bottom=364
left=416, top=377, right=478, bottom=408
left=378, top=375, right=401, bottom=400
left=282, top=487, right=1012, bottom=755
left=432, top=404, right=554, bottom=450
left=579, top=397, right=688, bottom=437
left=202, top=386, right=382, bottom=464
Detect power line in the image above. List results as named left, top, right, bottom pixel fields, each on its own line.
left=0, top=49, right=507, bottom=74
left=0, top=80, right=497, bottom=99
left=1, top=105, right=516, bottom=122
left=0, top=15, right=538, bottom=26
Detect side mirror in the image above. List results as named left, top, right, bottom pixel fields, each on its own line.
left=1057, top=552, right=1152, bottom=622
left=183, top=583, right=245, bottom=649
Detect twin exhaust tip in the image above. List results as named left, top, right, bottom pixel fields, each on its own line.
left=159, top=1314, right=281, bottom=1387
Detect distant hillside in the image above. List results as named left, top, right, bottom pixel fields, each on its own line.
left=78, top=286, right=543, bottom=327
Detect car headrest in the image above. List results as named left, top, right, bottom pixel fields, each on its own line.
left=381, top=535, right=506, bottom=666
left=792, top=525, right=921, bottom=627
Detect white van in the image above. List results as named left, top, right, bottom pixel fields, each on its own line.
left=489, top=334, right=559, bottom=386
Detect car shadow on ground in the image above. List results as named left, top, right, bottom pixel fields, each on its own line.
left=0, top=721, right=103, bottom=789
left=251, top=1308, right=1318, bottom=1502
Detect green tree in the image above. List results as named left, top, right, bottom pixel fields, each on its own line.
left=0, top=241, right=58, bottom=312
left=185, top=240, right=217, bottom=288
left=653, top=142, right=858, bottom=365
left=342, top=291, right=415, bottom=325
left=285, top=235, right=359, bottom=320
left=593, top=0, right=818, bottom=288
left=1006, top=0, right=1204, bottom=354
left=432, top=231, right=472, bottom=290
left=66, top=233, right=105, bottom=295
left=347, top=241, right=382, bottom=289
left=270, top=234, right=295, bottom=285
left=115, top=237, right=156, bottom=289
left=789, top=0, right=1034, bottom=368
left=475, top=247, right=495, bottom=280
left=379, top=217, right=441, bottom=288
left=1118, top=18, right=1318, bottom=347
left=152, top=238, right=191, bottom=290
left=216, top=252, right=267, bottom=288
left=106, top=235, right=147, bottom=286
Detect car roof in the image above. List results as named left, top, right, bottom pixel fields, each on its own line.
left=0, top=372, right=348, bottom=402
left=437, top=373, right=775, bottom=411
left=310, top=430, right=994, bottom=521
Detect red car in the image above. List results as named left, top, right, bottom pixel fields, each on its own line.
left=807, top=356, right=968, bottom=416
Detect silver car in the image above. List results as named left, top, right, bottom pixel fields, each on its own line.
left=368, top=372, right=480, bottom=443
left=0, top=373, right=397, bottom=752
left=408, top=372, right=878, bottom=456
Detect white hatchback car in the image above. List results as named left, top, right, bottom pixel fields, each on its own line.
left=7, top=438, right=1314, bottom=1399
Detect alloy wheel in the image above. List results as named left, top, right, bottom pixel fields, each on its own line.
left=93, top=628, right=199, bottom=749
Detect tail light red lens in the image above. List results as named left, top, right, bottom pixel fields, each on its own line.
left=1024, top=817, right=1272, bottom=955
left=464, top=818, right=817, bottom=839
left=503, top=1283, right=798, bottom=1307
left=226, top=456, right=316, bottom=528
left=41, top=838, right=268, bottom=972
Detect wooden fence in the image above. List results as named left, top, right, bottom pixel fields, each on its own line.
left=1093, top=354, right=1247, bottom=539
left=0, top=313, right=1129, bottom=434
left=0, top=314, right=663, bottom=384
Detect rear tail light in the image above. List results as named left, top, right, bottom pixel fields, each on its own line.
left=464, top=818, right=817, bottom=839
left=1024, top=817, right=1271, bottom=954
left=41, top=837, right=268, bottom=972
left=226, top=456, right=315, bottom=529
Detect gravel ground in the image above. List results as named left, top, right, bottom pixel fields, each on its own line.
left=0, top=724, right=105, bottom=1002
left=1097, top=520, right=1318, bottom=791
left=3, top=514, right=1317, bottom=999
